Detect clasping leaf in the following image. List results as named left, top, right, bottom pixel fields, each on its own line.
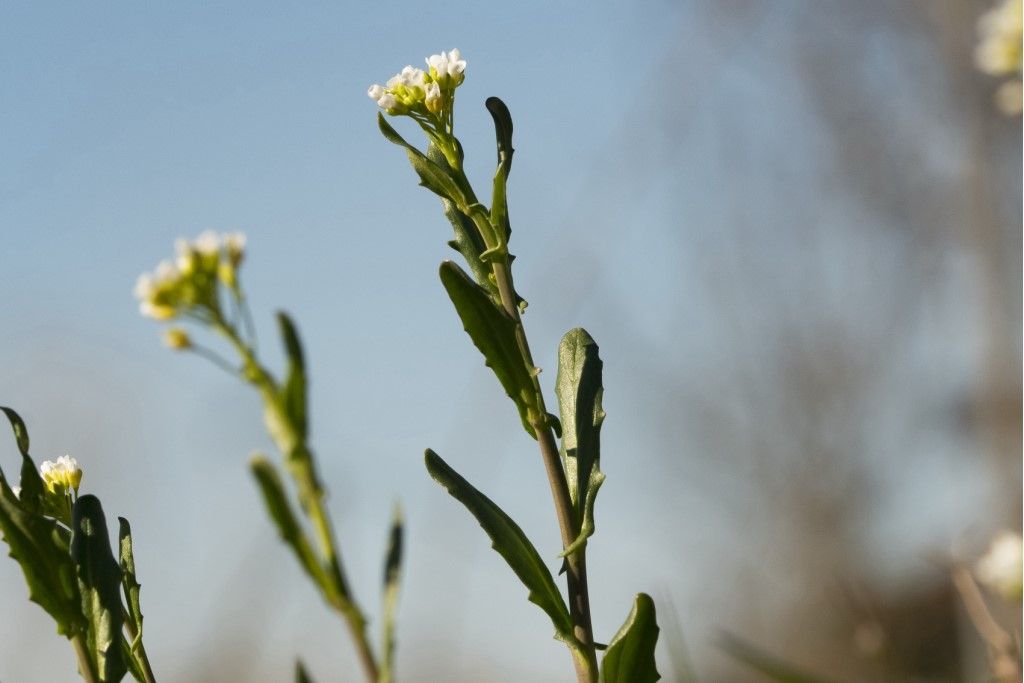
left=600, top=593, right=660, bottom=683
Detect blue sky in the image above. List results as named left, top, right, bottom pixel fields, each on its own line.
left=1, top=2, right=1017, bottom=681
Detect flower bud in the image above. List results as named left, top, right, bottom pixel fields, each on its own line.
left=40, top=455, right=82, bottom=495
left=163, top=327, right=192, bottom=350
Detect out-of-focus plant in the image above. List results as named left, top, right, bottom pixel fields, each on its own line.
left=0, top=408, right=156, bottom=683
left=136, top=233, right=403, bottom=683
left=369, top=49, right=660, bottom=683
left=976, top=0, right=1022, bottom=115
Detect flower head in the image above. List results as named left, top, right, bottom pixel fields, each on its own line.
left=976, top=530, right=1023, bottom=600
left=368, top=49, right=466, bottom=122
left=135, top=231, right=248, bottom=321
left=40, top=455, right=82, bottom=495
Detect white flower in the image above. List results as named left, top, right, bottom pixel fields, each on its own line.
left=368, top=84, right=386, bottom=102
left=378, top=93, right=398, bottom=111
left=427, top=49, right=466, bottom=83
left=133, top=274, right=154, bottom=300
left=40, top=455, right=82, bottom=494
left=976, top=530, right=1023, bottom=600
left=224, top=232, right=246, bottom=266
left=425, top=82, right=442, bottom=113
left=399, top=65, right=426, bottom=88
left=193, top=230, right=221, bottom=256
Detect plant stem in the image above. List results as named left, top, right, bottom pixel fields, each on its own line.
left=71, top=633, right=99, bottom=683
left=213, top=319, right=380, bottom=683
left=123, top=618, right=157, bottom=683
left=492, top=262, right=599, bottom=682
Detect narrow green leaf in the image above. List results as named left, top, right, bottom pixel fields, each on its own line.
left=424, top=449, right=574, bottom=641
left=295, top=660, right=315, bottom=683
left=378, top=114, right=467, bottom=206
left=0, top=406, right=30, bottom=458
left=379, top=505, right=403, bottom=683
left=428, top=145, right=500, bottom=301
left=0, top=476, right=81, bottom=636
left=71, top=495, right=127, bottom=682
left=600, top=593, right=660, bottom=683
left=117, top=518, right=144, bottom=651
left=486, top=97, right=514, bottom=244
left=555, top=328, right=606, bottom=555
left=719, top=633, right=837, bottom=683
left=439, top=261, right=537, bottom=437
left=0, top=406, right=50, bottom=516
left=249, top=456, right=333, bottom=598
left=277, top=312, right=308, bottom=443
left=485, top=97, right=514, bottom=178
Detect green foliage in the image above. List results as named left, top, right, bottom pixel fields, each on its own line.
left=600, top=593, right=660, bottom=683
left=555, top=329, right=607, bottom=557
left=424, top=449, right=576, bottom=643
left=295, top=660, right=315, bottom=683
left=117, top=518, right=144, bottom=651
left=277, top=312, right=309, bottom=446
left=485, top=97, right=514, bottom=244
left=380, top=506, right=403, bottom=683
left=439, top=261, right=538, bottom=437
left=71, top=496, right=127, bottom=682
left=377, top=113, right=468, bottom=206
left=250, top=455, right=333, bottom=598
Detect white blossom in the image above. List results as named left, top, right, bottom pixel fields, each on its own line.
left=40, top=455, right=82, bottom=494
left=425, top=82, right=442, bottom=113
left=368, top=84, right=386, bottom=102
left=378, top=93, right=398, bottom=111
left=193, top=230, right=221, bottom=256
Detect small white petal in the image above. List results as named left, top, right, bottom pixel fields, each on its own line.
left=368, top=84, right=385, bottom=101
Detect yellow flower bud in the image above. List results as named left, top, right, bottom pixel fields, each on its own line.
left=40, top=455, right=82, bottom=495
left=218, top=261, right=237, bottom=288
left=163, top=327, right=192, bottom=350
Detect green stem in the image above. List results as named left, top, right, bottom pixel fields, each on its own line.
left=71, top=633, right=99, bottom=683
left=123, top=617, right=157, bottom=683
left=212, top=318, right=380, bottom=683
left=447, top=157, right=599, bottom=681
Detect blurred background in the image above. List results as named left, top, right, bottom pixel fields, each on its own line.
left=1, top=1, right=1020, bottom=680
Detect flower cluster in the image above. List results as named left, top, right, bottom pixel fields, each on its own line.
left=976, top=530, right=1023, bottom=600
left=134, top=231, right=246, bottom=321
left=976, top=0, right=1022, bottom=114
left=368, top=49, right=466, bottom=119
left=39, top=455, right=82, bottom=495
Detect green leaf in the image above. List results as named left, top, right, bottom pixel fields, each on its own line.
left=600, top=593, right=660, bottom=683
left=379, top=505, right=403, bottom=683
left=378, top=114, right=467, bottom=206
left=424, top=449, right=574, bottom=641
left=0, top=476, right=81, bottom=636
left=485, top=97, right=514, bottom=244
left=428, top=145, right=500, bottom=301
left=277, top=312, right=308, bottom=443
left=295, top=660, right=315, bottom=683
left=249, top=456, right=332, bottom=597
left=439, top=261, right=538, bottom=437
left=555, top=329, right=606, bottom=556
left=485, top=97, right=514, bottom=178
left=718, top=633, right=837, bottom=683
left=0, top=406, right=30, bottom=459
left=0, top=406, right=49, bottom=516
left=71, top=495, right=127, bottom=682
left=117, top=518, right=144, bottom=651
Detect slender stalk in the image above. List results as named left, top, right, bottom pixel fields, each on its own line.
left=213, top=318, right=380, bottom=683
left=123, top=617, right=157, bottom=683
left=492, top=262, right=599, bottom=682
left=71, top=633, right=99, bottom=683
left=446, top=148, right=599, bottom=681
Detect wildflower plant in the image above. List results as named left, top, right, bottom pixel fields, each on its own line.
left=0, top=407, right=156, bottom=683
left=136, top=232, right=402, bottom=683
left=371, top=50, right=660, bottom=683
